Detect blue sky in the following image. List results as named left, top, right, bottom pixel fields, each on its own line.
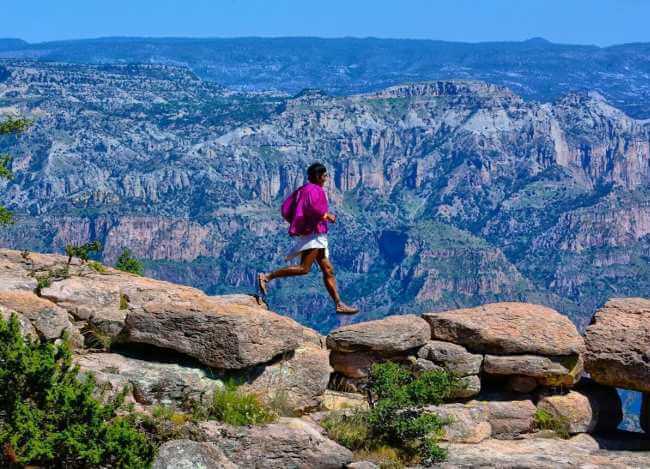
left=5, top=0, right=650, bottom=46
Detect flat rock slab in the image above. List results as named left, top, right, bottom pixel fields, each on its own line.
left=326, top=314, right=430, bottom=354
left=423, top=302, right=584, bottom=356
left=153, top=439, right=236, bottom=469
left=484, top=354, right=583, bottom=386
left=201, top=417, right=353, bottom=469
left=440, top=434, right=650, bottom=468
left=584, top=297, right=650, bottom=392
left=417, top=340, right=483, bottom=376
left=76, top=352, right=223, bottom=405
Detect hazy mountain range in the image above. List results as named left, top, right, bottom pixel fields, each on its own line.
left=1, top=36, right=650, bottom=118
left=1, top=55, right=649, bottom=336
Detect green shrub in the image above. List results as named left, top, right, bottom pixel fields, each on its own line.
left=209, top=380, right=276, bottom=426
left=88, top=260, right=108, bottom=273
left=322, top=362, right=456, bottom=465
left=65, top=241, right=103, bottom=264
left=0, top=314, right=155, bottom=467
left=321, top=410, right=370, bottom=450
left=116, top=248, right=145, bottom=276
left=533, top=408, right=570, bottom=439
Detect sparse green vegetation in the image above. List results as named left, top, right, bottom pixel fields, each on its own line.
left=88, top=260, right=108, bottom=273
left=116, top=248, right=145, bottom=276
left=533, top=408, right=570, bottom=439
left=34, top=266, right=70, bottom=294
left=120, top=293, right=130, bottom=310
left=322, top=362, right=456, bottom=465
left=0, top=314, right=155, bottom=468
left=65, top=241, right=103, bottom=264
left=209, top=379, right=276, bottom=426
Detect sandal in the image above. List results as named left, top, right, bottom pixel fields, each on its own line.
left=336, top=302, right=359, bottom=315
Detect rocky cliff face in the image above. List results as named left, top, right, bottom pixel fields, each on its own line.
left=1, top=61, right=649, bottom=332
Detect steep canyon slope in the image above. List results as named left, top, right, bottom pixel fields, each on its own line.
left=0, top=61, right=649, bottom=333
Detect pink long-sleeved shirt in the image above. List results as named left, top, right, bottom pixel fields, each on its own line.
left=282, top=182, right=329, bottom=236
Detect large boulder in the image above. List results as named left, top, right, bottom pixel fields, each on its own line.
left=423, top=302, right=584, bottom=356
left=584, top=297, right=650, bottom=392
left=326, top=315, right=430, bottom=354
left=417, top=340, right=483, bottom=376
left=153, top=439, right=236, bottom=469
left=484, top=354, right=583, bottom=386
left=537, top=383, right=622, bottom=434
left=0, top=291, right=81, bottom=343
left=40, top=266, right=305, bottom=370
left=75, top=352, right=224, bottom=406
left=243, top=344, right=332, bottom=414
left=41, top=277, right=127, bottom=338
left=201, top=418, right=353, bottom=468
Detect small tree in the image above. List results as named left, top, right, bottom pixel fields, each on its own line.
left=65, top=241, right=103, bottom=265
left=116, top=248, right=144, bottom=276
left=0, top=314, right=155, bottom=467
left=0, top=116, right=31, bottom=225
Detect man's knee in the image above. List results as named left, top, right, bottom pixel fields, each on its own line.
left=297, top=265, right=310, bottom=275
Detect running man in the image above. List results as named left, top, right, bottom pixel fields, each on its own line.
left=258, top=162, right=359, bottom=314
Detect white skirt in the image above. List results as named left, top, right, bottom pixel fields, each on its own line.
left=285, top=233, right=329, bottom=260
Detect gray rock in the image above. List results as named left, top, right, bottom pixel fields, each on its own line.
left=346, top=462, right=378, bottom=469
left=0, top=291, right=81, bottom=344
left=484, top=354, right=583, bottom=386
left=417, top=340, right=483, bottom=376
left=449, top=375, right=481, bottom=399
left=423, top=302, right=584, bottom=356
left=485, top=398, right=536, bottom=436
left=153, top=439, right=236, bottom=469
left=326, top=315, right=430, bottom=354
left=243, top=345, right=332, bottom=413
left=440, top=435, right=650, bottom=468
left=76, top=352, right=223, bottom=405
left=507, top=375, right=538, bottom=393
left=201, top=417, right=353, bottom=468
left=584, top=297, right=650, bottom=392
left=423, top=402, right=491, bottom=443
left=413, top=357, right=445, bottom=373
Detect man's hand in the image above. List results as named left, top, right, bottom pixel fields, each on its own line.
left=323, top=212, right=337, bottom=223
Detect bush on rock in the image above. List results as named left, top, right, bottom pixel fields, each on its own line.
left=0, top=314, right=155, bottom=468
left=322, top=361, right=458, bottom=466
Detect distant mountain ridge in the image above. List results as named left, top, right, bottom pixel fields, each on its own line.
left=1, top=36, right=650, bottom=118
left=1, top=61, right=649, bottom=335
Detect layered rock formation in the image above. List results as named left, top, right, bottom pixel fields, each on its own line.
left=1, top=62, right=650, bottom=334
left=0, top=249, right=649, bottom=468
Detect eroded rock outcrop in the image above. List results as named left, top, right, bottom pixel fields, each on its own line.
left=584, top=297, right=650, bottom=393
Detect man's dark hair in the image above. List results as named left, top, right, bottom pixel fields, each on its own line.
left=307, top=162, right=327, bottom=182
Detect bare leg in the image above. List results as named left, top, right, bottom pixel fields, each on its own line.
left=317, top=251, right=358, bottom=314
left=259, top=249, right=321, bottom=295
left=316, top=251, right=341, bottom=304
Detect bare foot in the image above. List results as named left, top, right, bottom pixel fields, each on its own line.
left=257, top=273, right=269, bottom=296
left=336, top=302, right=359, bottom=315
